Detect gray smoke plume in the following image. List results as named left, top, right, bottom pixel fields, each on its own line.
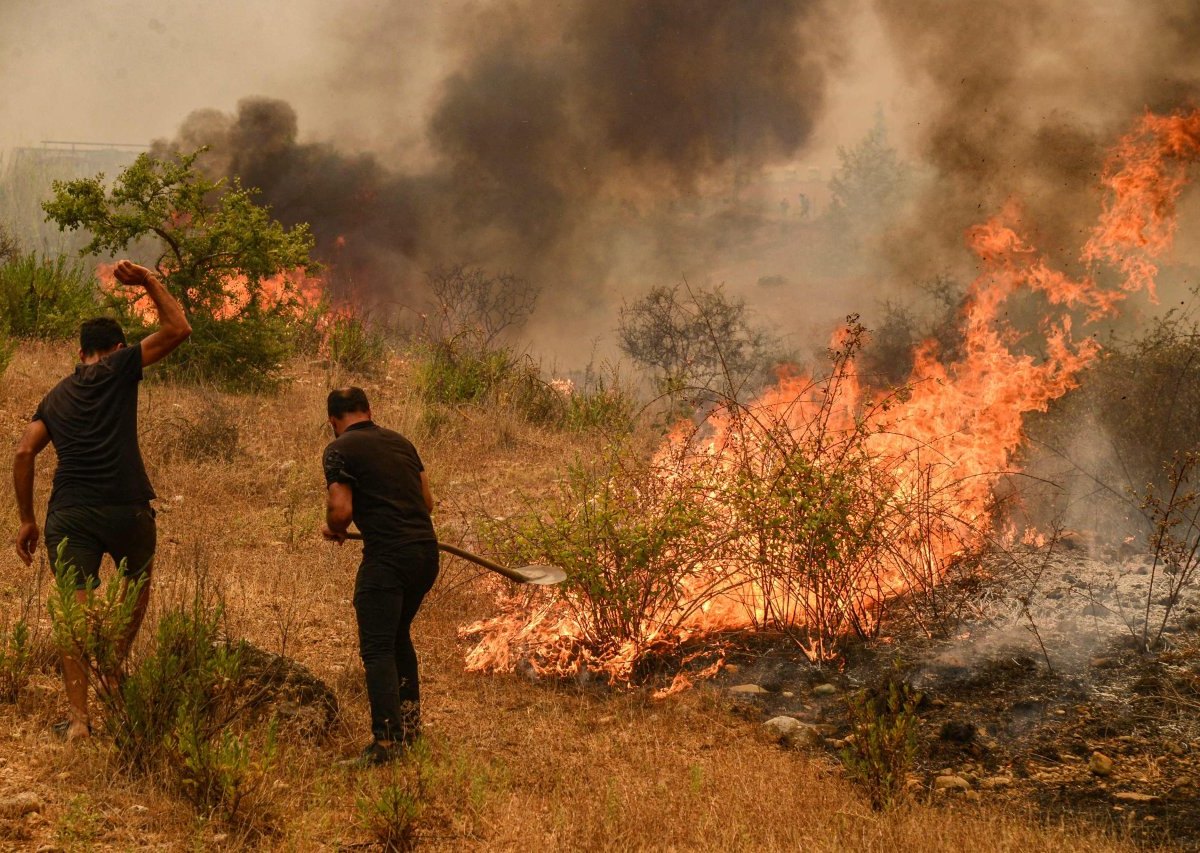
left=153, top=0, right=844, bottom=342
left=873, top=0, right=1200, bottom=282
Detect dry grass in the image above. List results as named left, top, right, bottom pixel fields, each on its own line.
left=0, top=343, right=1141, bottom=851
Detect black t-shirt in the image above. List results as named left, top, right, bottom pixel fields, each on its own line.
left=33, top=343, right=155, bottom=512
left=323, top=421, right=436, bottom=555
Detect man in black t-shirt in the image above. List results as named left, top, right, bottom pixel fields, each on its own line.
left=12, top=260, right=191, bottom=741
left=321, top=387, right=439, bottom=766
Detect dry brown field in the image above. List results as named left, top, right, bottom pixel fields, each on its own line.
left=0, top=343, right=1141, bottom=851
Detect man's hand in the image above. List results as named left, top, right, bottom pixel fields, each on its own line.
left=112, top=260, right=154, bottom=288
left=15, top=521, right=39, bottom=566
left=321, top=524, right=346, bottom=544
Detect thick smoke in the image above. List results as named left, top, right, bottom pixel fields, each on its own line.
left=154, top=0, right=842, bottom=342
left=873, top=0, right=1200, bottom=282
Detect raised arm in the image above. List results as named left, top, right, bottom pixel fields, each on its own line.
left=112, top=260, right=191, bottom=367
left=13, top=420, right=50, bottom=565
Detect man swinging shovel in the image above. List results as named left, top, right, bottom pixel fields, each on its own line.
left=320, top=387, right=564, bottom=767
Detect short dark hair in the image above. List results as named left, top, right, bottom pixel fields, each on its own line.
left=80, top=317, right=126, bottom=356
left=328, top=386, right=370, bottom=418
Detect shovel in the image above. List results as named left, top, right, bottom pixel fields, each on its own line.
left=342, top=533, right=566, bottom=586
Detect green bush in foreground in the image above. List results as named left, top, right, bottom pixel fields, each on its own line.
left=840, top=680, right=922, bottom=810
left=47, top=547, right=277, bottom=824
left=0, top=618, right=32, bottom=703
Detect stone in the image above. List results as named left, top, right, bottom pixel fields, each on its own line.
left=934, top=775, right=971, bottom=792
left=0, top=792, right=43, bottom=818
left=729, top=683, right=769, bottom=695
left=1113, top=792, right=1158, bottom=803
left=763, top=716, right=824, bottom=748
left=1089, top=752, right=1114, bottom=777
left=980, top=775, right=1014, bottom=790
left=939, top=721, right=977, bottom=743
left=812, top=683, right=837, bottom=696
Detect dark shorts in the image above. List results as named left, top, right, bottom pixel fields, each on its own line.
left=44, top=503, right=157, bottom=590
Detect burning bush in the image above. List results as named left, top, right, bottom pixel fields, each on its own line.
left=470, top=323, right=997, bottom=683
left=43, top=148, right=318, bottom=391
left=474, top=447, right=730, bottom=683
left=465, top=109, right=1200, bottom=689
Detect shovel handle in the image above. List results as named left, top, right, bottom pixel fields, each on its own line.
left=340, top=533, right=530, bottom=584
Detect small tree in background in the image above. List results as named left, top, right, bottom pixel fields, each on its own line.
left=618, top=281, right=777, bottom=403
left=824, top=111, right=913, bottom=268
left=426, top=263, right=539, bottom=348
left=43, top=149, right=317, bottom=390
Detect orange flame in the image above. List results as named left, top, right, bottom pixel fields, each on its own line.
left=462, top=109, right=1200, bottom=687
left=95, top=264, right=325, bottom=321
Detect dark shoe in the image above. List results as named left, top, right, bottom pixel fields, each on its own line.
left=356, top=740, right=400, bottom=767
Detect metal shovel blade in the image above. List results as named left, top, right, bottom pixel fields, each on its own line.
left=510, top=564, right=567, bottom=586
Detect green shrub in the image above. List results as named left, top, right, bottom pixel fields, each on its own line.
left=176, top=716, right=278, bottom=820
left=413, top=339, right=516, bottom=405
left=482, top=448, right=724, bottom=682
left=357, top=772, right=426, bottom=852
left=47, top=547, right=145, bottom=693
left=0, top=619, right=32, bottom=703
left=325, top=312, right=389, bottom=374
left=414, top=339, right=637, bottom=431
left=0, top=325, right=12, bottom=380
left=558, top=365, right=638, bottom=434
left=0, top=251, right=110, bottom=340
left=839, top=680, right=922, bottom=810
left=48, top=546, right=276, bottom=823
left=149, top=311, right=296, bottom=392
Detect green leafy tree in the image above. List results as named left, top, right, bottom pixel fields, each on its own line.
left=43, top=149, right=317, bottom=389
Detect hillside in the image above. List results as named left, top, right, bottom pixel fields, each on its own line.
left=0, top=343, right=1145, bottom=851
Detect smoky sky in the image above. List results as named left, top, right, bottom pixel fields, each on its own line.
left=873, top=0, right=1200, bottom=283
left=150, top=0, right=842, bottom=315
left=8, top=0, right=1200, bottom=362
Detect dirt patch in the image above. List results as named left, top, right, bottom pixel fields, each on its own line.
left=708, top=547, right=1200, bottom=849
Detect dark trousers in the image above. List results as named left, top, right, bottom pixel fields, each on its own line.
left=353, top=541, right=439, bottom=743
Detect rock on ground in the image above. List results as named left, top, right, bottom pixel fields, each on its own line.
left=0, top=791, right=43, bottom=818
left=763, top=716, right=823, bottom=748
